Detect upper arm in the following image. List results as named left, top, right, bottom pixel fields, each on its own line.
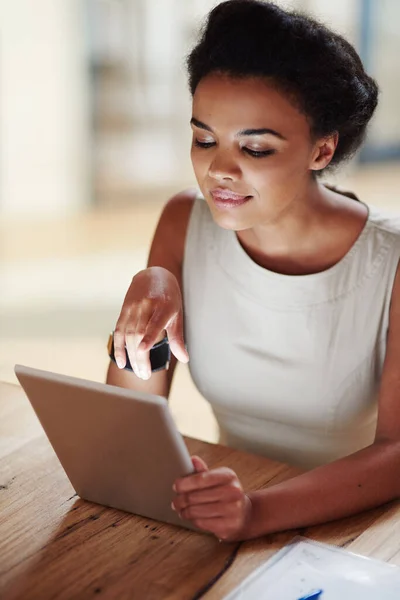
left=146, top=188, right=196, bottom=391
left=147, top=187, right=197, bottom=279
left=375, top=261, right=400, bottom=443
left=106, top=188, right=196, bottom=395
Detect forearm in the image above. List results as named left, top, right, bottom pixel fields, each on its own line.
left=105, top=360, right=173, bottom=396
left=246, top=440, right=400, bottom=539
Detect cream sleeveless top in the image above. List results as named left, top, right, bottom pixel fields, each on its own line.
left=182, top=195, right=400, bottom=470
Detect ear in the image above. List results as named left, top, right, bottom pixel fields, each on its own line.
left=310, top=132, right=339, bottom=172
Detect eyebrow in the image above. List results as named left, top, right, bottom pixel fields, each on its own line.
left=190, top=117, right=287, bottom=141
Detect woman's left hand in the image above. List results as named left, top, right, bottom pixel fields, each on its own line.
left=172, top=456, right=253, bottom=542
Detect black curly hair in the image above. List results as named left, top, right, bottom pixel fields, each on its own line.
left=186, top=0, right=379, bottom=174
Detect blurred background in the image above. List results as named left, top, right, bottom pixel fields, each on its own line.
left=1, top=0, right=399, bottom=443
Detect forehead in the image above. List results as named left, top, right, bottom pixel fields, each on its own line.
left=192, top=73, right=310, bottom=137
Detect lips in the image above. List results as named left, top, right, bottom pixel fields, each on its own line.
left=210, top=188, right=252, bottom=209
left=211, top=188, right=249, bottom=201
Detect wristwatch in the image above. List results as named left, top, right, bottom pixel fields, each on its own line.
left=107, top=333, right=171, bottom=373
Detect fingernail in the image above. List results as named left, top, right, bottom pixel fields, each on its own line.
left=171, top=502, right=176, bottom=511
left=116, top=358, right=124, bottom=369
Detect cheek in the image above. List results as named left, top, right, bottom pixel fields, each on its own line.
left=244, top=166, right=307, bottom=215
left=253, top=150, right=310, bottom=191
left=281, top=141, right=315, bottom=177
left=190, top=148, right=208, bottom=173
left=244, top=160, right=281, bottom=195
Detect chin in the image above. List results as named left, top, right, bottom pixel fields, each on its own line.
left=208, top=204, right=253, bottom=231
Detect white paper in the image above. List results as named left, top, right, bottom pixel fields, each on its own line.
left=224, top=537, right=400, bottom=600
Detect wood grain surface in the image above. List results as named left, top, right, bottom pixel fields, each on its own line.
left=1, top=381, right=399, bottom=600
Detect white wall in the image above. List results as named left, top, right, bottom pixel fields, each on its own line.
left=304, top=0, right=359, bottom=40
left=0, top=0, right=91, bottom=218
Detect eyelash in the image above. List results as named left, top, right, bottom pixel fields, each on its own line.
left=194, top=139, right=275, bottom=158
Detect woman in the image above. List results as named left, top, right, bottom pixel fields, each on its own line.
left=107, top=0, right=400, bottom=541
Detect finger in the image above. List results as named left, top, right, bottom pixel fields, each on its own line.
left=124, top=307, right=143, bottom=377
left=174, top=467, right=238, bottom=494
left=192, top=455, right=209, bottom=473
left=180, top=500, right=242, bottom=521
left=172, top=455, right=208, bottom=501
left=166, top=311, right=189, bottom=363
left=137, top=309, right=169, bottom=351
left=113, top=319, right=131, bottom=369
left=173, top=484, right=243, bottom=511
left=133, top=301, right=156, bottom=379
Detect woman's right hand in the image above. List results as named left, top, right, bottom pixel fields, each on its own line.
left=112, top=266, right=189, bottom=380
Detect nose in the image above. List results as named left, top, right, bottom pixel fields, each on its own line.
left=208, top=151, right=241, bottom=182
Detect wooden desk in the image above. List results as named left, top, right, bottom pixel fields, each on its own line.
left=1, top=381, right=399, bottom=600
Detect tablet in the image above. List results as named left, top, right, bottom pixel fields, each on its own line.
left=14, top=364, right=197, bottom=530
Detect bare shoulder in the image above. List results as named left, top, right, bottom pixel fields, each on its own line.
left=147, top=188, right=198, bottom=280
left=157, top=187, right=198, bottom=233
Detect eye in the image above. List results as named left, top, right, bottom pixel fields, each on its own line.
left=243, top=148, right=276, bottom=158
left=194, top=139, right=216, bottom=149
left=194, top=139, right=276, bottom=158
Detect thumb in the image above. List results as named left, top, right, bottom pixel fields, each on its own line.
left=166, top=310, right=189, bottom=364
left=191, top=455, right=209, bottom=473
